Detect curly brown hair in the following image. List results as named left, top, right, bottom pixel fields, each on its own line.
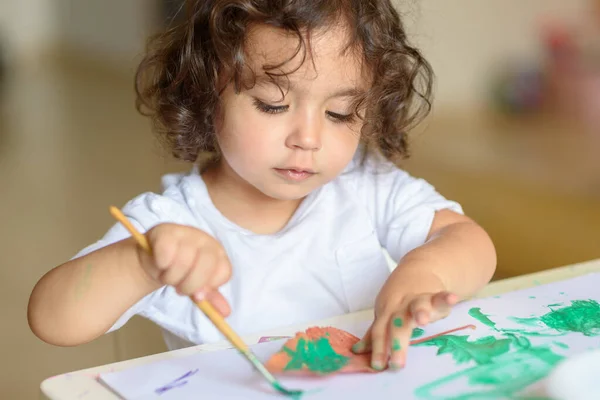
left=135, top=0, right=433, bottom=166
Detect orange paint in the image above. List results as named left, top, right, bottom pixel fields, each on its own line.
left=266, top=324, right=477, bottom=376
left=266, top=327, right=377, bottom=375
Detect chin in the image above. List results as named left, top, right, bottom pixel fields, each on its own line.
left=258, top=184, right=317, bottom=201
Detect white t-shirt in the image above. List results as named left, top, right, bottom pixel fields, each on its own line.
left=73, top=153, right=462, bottom=350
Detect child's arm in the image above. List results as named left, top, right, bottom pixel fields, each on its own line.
left=28, top=237, right=159, bottom=346
left=352, top=209, right=496, bottom=370
left=28, top=224, right=232, bottom=347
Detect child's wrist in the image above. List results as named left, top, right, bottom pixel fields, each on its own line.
left=123, top=237, right=162, bottom=292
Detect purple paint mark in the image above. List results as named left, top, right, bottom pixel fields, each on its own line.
left=77, top=389, right=90, bottom=399
left=258, top=336, right=292, bottom=343
left=154, top=369, right=199, bottom=395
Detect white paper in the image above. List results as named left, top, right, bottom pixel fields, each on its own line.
left=99, top=273, right=600, bottom=399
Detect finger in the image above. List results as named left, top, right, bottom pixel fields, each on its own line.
left=429, top=292, right=458, bottom=322
left=150, top=233, right=179, bottom=271
left=388, top=312, right=411, bottom=370
left=352, top=325, right=373, bottom=354
left=370, top=317, right=389, bottom=371
left=204, top=290, right=231, bottom=317
left=160, top=242, right=198, bottom=287
left=176, top=251, right=217, bottom=296
left=206, top=257, right=232, bottom=288
left=409, top=296, right=435, bottom=326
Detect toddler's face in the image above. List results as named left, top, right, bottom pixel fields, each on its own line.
left=214, top=23, right=366, bottom=201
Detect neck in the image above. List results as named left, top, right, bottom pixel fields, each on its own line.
left=202, top=160, right=303, bottom=235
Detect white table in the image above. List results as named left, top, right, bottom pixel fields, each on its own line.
left=40, top=258, right=600, bottom=400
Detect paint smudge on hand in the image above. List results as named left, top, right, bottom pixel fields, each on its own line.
left=266, top=327, right=379, bottom=376
left=411, top=328, right=426, bottom=339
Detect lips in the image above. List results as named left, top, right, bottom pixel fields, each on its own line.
left=274, top=167, right=316, bottom=182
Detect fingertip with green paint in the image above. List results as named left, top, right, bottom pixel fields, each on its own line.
left=371, top=359, right=384, bottom=371
left=392, top=338, right=402, bottom=352
left=351, top=340, right=364, bottom=353
left=393, top=317, right=403, bottom=327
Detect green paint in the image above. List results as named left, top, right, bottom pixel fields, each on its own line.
left=392, top=338, right=402, bottom=352
left=533, top=280, right=542, bottom=286
left=283, top=388, right=322, bottom=400
left=351, top=341, right=364, bottom=353
left=414, top=342, right=563, bottom=399
left=283, top=337, right=349, bottom=374
left=414, top=299, right=600, bottom=399
left=411, top=328, right=425, bottom=339
left=414, top=299, right=595, bottom=399
left=272, top=382, right=303, bottom=399
left=393, top=318, right=403, bottom=327
left=414, top=334, right=512, bottom=365
left=512, top=300, right=600, bottom=337
left=529, top=296, right=536, bottom=299
left=559, top=292, right=565, bottom=295
left=468, top=308, right=497, bottom=330
left=74, top=264, right=93, bottom=300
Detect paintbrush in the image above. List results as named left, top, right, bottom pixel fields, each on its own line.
left=109, top=206, right=302, bottom=398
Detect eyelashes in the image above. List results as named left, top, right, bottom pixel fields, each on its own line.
left=252, top=98, right=355, bottom=124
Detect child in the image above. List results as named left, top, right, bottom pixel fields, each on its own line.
left=28, top=0, right=496, bottom=371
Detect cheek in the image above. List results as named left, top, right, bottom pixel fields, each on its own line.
left=216, top=110, right=278, bottom=163
left=327, top=128, right=361, bottom=166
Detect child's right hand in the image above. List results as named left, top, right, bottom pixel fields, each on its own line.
left=138, top=223, right=233, bottom=316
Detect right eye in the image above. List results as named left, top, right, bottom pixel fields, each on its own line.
left=253, top=98, right=289, bottom=114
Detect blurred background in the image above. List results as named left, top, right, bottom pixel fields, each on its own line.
left=1, top=0, right=599, bottom=397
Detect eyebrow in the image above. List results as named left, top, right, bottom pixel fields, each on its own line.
left=253, top=76, right=363, bottom=99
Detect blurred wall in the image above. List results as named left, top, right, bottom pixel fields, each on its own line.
left=1, top=0, right=591, bottom=108
left=398, top=0, right=589, bottom=110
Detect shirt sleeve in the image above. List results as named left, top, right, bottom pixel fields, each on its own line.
left=351, top=157, right=464, bottom=263
left=71, top=191, right=196, bottom=333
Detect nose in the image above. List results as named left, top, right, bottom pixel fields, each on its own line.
left=285, top=113, right=322, bottom=151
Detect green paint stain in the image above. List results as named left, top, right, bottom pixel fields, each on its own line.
left=414, top=334, right=513, bottom=365
left=392, top=338, right=402, bottom=352
left=468, top=308, right=497, bottom=330
left=513, top=300, right=600, bottom=337
left=411, top=328, right=425, bottom=339
left=533, top=280, right=542, bottom=286
left=529, top=296, right=536, bottom=299
left=283, top=337, right=349, bottom=374
left=547, top=303, right=564, bottom=307
left=559, top=292, right=565, bottom=295
left=393, top=318, right=403, bottom=327
left=74, top=264, right=93, bottom=300
left=415, top=299, right=600, bottom=399
left=414, top=341, right=563, bottom=399
left=553, top=341, right=569, bottom=349
left=272, top=382, right=304, bottom=399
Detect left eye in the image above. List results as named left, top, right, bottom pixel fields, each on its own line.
left=327, top=111, right=355, bottom=124
left=253, top=98, right=288, bottom=114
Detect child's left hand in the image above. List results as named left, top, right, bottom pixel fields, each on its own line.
left=352, top=291, right=458, bottom=370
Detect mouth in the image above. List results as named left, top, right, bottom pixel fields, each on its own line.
left=273, top=167, right=317, bottom=182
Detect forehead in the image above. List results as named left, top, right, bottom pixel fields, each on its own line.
left=244, top=23, right=367, bottom=90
